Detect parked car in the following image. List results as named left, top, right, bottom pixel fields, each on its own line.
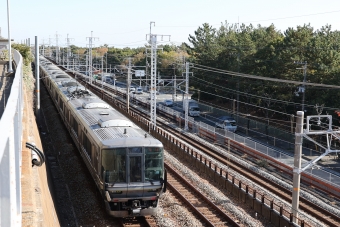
left=163, top=99, right=173, bottom=107
left=135, top=87, right=143, bottom=94
left=129, top=86, right=136, bottom=93
left=215, top=116, right=237, bottom=132
left=183, top=100, right=200, bottom=117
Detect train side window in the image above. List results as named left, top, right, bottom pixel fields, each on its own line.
left=102, top=148, right=126, bottom=183
left=59, top=98, right=63, bottom=112
left=55, top=91, right=58, bottom=102
left=64, top=108, right=69, bottom=122
left=82, top=134, right=92, bottom=160
left=71, top=115, right=78, bottom=137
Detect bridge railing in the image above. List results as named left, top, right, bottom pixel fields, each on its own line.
left=0, top=49, right=23, bottom=226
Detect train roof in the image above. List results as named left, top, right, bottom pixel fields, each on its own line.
left=40, top=57, right=162, bottom=148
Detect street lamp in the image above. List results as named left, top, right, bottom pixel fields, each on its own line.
left=7, top=0, right=13, bottom=73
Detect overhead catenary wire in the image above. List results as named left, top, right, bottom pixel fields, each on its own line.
left=191, top=63, right=340, bottom=89
left=189, top=75, right=340, bottom=114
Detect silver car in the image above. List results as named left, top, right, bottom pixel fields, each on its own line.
left=163, top=99, right=173, bottom=107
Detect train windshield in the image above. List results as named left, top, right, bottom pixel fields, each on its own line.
left=102, top=148, right=126, bottom=183
left=144, top=147, right=164, bottom=181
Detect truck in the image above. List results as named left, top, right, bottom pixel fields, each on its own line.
left=183, top=100, right=200, bottom=117
left=215, top=116, right=237, bottom=132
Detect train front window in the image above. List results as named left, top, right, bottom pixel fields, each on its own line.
left=102, top=148, right=126, bottom=183
left=130, top=156, right=142, bottom=182
left=144, top=147, right=163, bottom=181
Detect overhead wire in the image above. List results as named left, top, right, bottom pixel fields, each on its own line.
left=190, top=74, right=340, bottom=114
left=191, top=64, right=340, bottom=89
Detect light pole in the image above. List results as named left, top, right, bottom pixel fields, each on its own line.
left=7, top=0, right=13, bottom=73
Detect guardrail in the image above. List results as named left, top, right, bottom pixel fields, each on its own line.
left=0, top=49, right=23, bottom=226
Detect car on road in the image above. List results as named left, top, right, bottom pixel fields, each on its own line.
left=135, top=87, right=143, bottom=94
left=215, top=116, right=237, bottom=132
left=163, top=99, right=173, bottom=107
left=129, top=86, right=136, bottom=93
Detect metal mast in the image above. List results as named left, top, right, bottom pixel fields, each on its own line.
left=184, top=62, right=189, bottom=131
left=86, top=31, right=99, bottom=85
left=295, top=61, right=308, bottom=112
left=41, top=39, right=45, bottom=56
left=127, top=57, right=132, bottom=114
left=149, top=34, right=157, bottom=128
left=65, top=34, right=74, bottom=70
left=55, top=32, right=61, bottom=64
left=147, top=22, right=170, bottom=129
left=49, top=36, right=52, bottom=57
left=6, top=0, right=13, bottom=73
left=292, top=111, right=303, bottom=223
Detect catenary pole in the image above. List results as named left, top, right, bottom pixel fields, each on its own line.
left=292, top=110, right=304, bottom=223
left=184, top=62, right=189, bottom=131
left=35, top=36, right=40, bottom=119
left=7, top=0, right=13, bottom=73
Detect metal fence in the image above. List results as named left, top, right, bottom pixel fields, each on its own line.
left=0, top=49, right=23, bottom=226
left=156, top=102, right=340, bottom=190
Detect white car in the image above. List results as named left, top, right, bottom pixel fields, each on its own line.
left=215, top=116, right=237, bottom=132
left=129, top=86, right=136, bottom=93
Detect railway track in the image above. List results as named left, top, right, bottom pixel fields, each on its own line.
left=60, top=66, right=340, bottom=226
left=39, top=69, right=159, bottom=227
left=118, top=216, right=156, bottom=227
left=158, top=123, right=340, bottom=227
left=165, top=163, right=242, bottom=227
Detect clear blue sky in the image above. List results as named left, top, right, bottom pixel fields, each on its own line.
left=1, top=0, right=340, bottom=48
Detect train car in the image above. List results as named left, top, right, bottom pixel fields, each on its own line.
left=39, top=57, right=166, bottom=217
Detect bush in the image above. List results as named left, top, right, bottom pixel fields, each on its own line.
left=12, top=43, right=32, bottom=66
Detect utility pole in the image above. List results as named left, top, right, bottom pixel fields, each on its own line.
left=145, top=48, right=149, bottom=90
left=55, top=32, right=61, bottom=64
left=41, top=39, right=45, bottom=56
left=6, top=0, right=13, bottom=73
left=65, top=34, right=74, bottom=70
left=292, top=111, right=303, bottom=223
left=147, top=21, right=170, bottom=129
left=127, top=57, right=132, bottom=113
left=295, top=61, right=308, bottom=112
left=173, top=66, right=176, bottom=102
left=49, top=36, right=52, bottom=57
left=86, top=31, right=99, bottom=85
left=291, top=113, right=340, bottom=224
left=35, top=36, right=40, bottom=119
left=184, top=62, right=189, bottom=131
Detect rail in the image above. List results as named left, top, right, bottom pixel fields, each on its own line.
left=0, top=49, right=23, bottom=226
left=87, top=79, right=340, bottom=193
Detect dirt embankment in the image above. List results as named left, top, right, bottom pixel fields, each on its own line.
left=21, top=66, right=60, bottom=227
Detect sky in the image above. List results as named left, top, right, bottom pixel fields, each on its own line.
left=1, top=0, right=340, bottom=48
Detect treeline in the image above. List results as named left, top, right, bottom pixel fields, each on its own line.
left=61, top=22, right=340, bottom=121
left=185, top=23, right=340, bottom=119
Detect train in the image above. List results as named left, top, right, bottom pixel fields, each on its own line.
left=39, top=56, right=167, bottom=217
